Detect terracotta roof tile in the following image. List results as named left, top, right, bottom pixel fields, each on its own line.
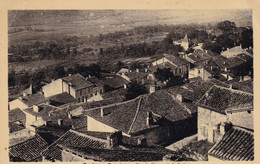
left=198, top=85, right=253, bottom=114
left=9, top=134, right=48, bottom=162
left=208, top=127, right=254, bottom=161
left=62, top=73, right=94, bottom=90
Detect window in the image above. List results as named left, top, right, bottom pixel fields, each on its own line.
left=77, top=98, right=80, bottom=103
left=80, top=90, right=82, bottom=96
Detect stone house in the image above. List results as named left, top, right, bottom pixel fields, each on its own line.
left=197, top=85, right=253, bottom=143
left=42, top=74, right=104, bottom=103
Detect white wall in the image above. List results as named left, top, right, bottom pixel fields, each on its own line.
left=42, top=79, right=63, bottom=97
left=227, top=111, right=253, bottom=130
left=197, top=107, right=227, bottom=142
left=9, top=99, right=28, bottom=110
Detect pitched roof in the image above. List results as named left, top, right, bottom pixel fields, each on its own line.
left=9, top=108, right=26, bottom=123
left=48, top=92, right=76, bottom=106
left=164, top=54, right=189, bottom=66
left=208, top=127, right=254, bottom=161
left=41, top=129, right=108, bottom=161
left=221, top=46, right=251, bottom=58
left=187, top=50, right=213, bottom=63
left=20, top=93, right=49, bottom=106
left=125, top=72, right=148, bottom=81
left=87, top=76, right=104, bottom=87
left=102, top=74, right=129, bottom=89
left=197, top=85, right=253, bottom=114
left=59, top=145, right=175, bottom=161
left=9, top=122, right=25, bottom=133
left=62, top=73, right=94, bottom=90
left=9, top=134, right=48, bottom=162
left=228, top=79, right=253, bottom=94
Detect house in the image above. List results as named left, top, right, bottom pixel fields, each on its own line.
left=116, top=68, right=130, bottom=75
left=102, top=74, right=129, bottom=91
left=208, top=126, right=254, bottom=161
left=197, top=85, right=253, bottom=143
left=42, top=129, right=178, bottom=162
left=221, top=45, right=252, bottom=58
left=185, top=49, right=213, bottom=68
left=9, top=93, right=50, bottom=110
left=9, top=129, right=48, bottom=162
left=8, top=108, right=26, bottom=133
left=48, top=92, right=76, bottom=106
left=42, top=74, right=104, bottom=103
left=188, top=67, right=212, bottom=81
left=173, top=34, right=189, bottom=51
left=151, top=54, right=190, bottom=78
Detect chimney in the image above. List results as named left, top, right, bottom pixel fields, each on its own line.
left=89, top=75, right=91, bottom=78
left=176, top=94, right=183, bottom=102
left=150, top=85, right=155, bottom=93
left=106, top=131, right=122, bottom=149
left=23, top=92, right=27, bottom=97
left=229, top=84, right=233, bottom=89
left=210, top=66, right=213, bottom=70
left=130, top=70, right=132, bottom=72
left=29, top=84, right=33, bottom=94
left=137, top=137, right=147, bottom=146
left=205, top=92, right=209, bottom=97
left=224, top=67, right=228, bottom=72
left=68, top=112, right=72, bottom=119
left=240, top=44, right=242, bottom=48
left=58, top=119, right=63, bottom=126
left=146, top=112, right=153, bottom=126
left=33, top=105, right=40, bottom=113
left=18, top=96, right=23, bottom=100
left=240, top=76, right=244, bottom=82
left=136, top=68, right=139, bottom=73
left=48, top=111, right=53, bottom=116
left=205, top=50, right=208, bottom=53
left=123, top=84, right=127, bottom=89
left=142, top=78, right=145, bottom=85
left=101, top=107, right=104, bottom=117
left=223, top=61, right=226, bottom=65
left=145, top=68, right=148, bottom=72
left=68, top=74, right=72, bottom=76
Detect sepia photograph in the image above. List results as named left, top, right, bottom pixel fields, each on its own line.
left=7, top=9, right=254, bottom=162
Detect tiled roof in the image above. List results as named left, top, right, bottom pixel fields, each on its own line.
left=20, top=93, right=49, bottom=106
left=228, top=79, right=253, bottom=94
left=197, top=85, right=253, bottom=114
left=62, top=73, right=94, bottom=90
left=9, top=122, right=25, bottom=133
left=164, top=54, right=189, bottom=66
left=102, top=74, right=129, bottom=89
left=208, top=127, right=254, bottom=161
left=87, top=76, right=104, bottom=87
left=9, top=108, right=26, bottom=123
left=71, top=114, right=87, bottom=130
left=187, top=50, right=213, bottom=63
left=221, top=46, right=251, bottom=58
left=48, top=92, right=76, bottom=106
left=59, top=145, right=176, bottom=161
left=125, top=72, right=148, bottom=81
left=41, top=129, right=108, bottom=161
left=9, top=134, right=48, bottom=162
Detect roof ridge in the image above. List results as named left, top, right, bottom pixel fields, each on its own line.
left=165, top=91, right=192, bottom=114
left=213, top=85, right=253, bottom=96
left=128, top=96, right=143, bottom=134
left=69, top=129, right=107, bottom=143
left=84, top=95, right=141, bottom=112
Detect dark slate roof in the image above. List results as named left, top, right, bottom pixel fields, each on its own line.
left=9, top=108, right=26, bottom=123
left=20, top=93, right=49, bottom=106
left=41, top=129, right=108, bottom=161
left=9, top=134, right=48, bottom=162
left=208, top=127, right=254, bottom=161
left=62, top=73, right=94, bottom=90
left=48, top=92, right=76, bottom=106
left=87, top=76, right=104, bottom=87
left=102, top=74, right=129, bottom=89
left=164, top=54, right=189, bottom=66
left=197, top=85, right=253, bottom=114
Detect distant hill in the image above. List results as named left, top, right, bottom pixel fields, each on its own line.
left=8, top=10, right=252, bottom=45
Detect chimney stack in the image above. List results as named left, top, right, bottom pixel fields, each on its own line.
left=136, top=68, right=139, bottom=73
left=101, top=108, right=104, bottom=117
left=68, top=112, right=72, bottom=119
left=106, top=131, right=122, bottom=149
left=176, top=94, right=183, bottom=102
left=68, top=74, right=72, bottom=76
left=145, top=68, right=148, bottom=72
left=58, top=119, right=63, bottom=126
left=33, top=105, right=40, bottom=113
left=150, top=85, right=155, bottom=93
left=146, top=112, right=153, bottom=126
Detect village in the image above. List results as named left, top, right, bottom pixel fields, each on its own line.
left=7, top=10, right=254, bottom=162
